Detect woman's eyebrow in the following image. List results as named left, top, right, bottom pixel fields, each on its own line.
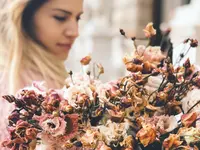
left=52, top=8, right=72, bottom=15
left=52, top=9, right=83, bottom=16
left=78, top=12, right=83, bottom=15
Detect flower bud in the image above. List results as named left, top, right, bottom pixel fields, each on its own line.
left=80, top=56, right=91, bottom=65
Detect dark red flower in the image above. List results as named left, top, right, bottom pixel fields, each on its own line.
left=190, top=39, right=198, bottom=47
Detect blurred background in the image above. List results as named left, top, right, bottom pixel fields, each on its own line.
left=67, top=0, right=200, bottom=82
left=2, top=0, right=199, bottom=82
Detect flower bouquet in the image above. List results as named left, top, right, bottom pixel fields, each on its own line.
left=2, top=23, right=200, bottom=150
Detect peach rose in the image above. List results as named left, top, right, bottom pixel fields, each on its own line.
left=136, top=124, right=156, bottom=147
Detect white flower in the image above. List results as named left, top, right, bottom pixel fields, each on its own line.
left=63, top=85, right=93, bottom=107
left=96, top=83, right=111, bottom=104
left=156, top=115, right=178, bottom=133
left=182, top=89, right=200, bottom=113
left=142, top=115, right=178, bottom=134
left=144, top=75, right=162, bottom=94
left=80, top=129, right=100, bottom=148
left=98, top=120, right=131, bottom=145
left=178, top=127, right=200, bottom=144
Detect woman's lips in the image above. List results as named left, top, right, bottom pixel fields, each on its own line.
left=57, top=43, right=72, bottom=51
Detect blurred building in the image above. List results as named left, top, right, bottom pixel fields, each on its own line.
left=66, top=0, right=154, bottom=82
left=167, top=0, right=200, bottom=66
left=66, top=0, right=198, bottom=82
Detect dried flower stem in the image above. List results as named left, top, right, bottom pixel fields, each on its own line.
left=93, top=62, right=96, bottom=79
left=158, top=76, right=167, bottom=91
left=69, top=71, right=75, bottom=85
left=175, top=46, right=191, bottom=66
left=148, top=89, right=158, bottom=102
left=187, top=100, right=200, bottom=113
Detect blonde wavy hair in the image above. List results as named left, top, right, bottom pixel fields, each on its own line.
left=0, top=0, right=68, bottom=94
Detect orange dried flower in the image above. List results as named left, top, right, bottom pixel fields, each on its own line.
left=97, top=63, right=104, bottom=74
left=181, top=112, right=197, bottom=127
left=107, top=109, right=125, bottom=122
left=80, top=55, right=92, bottom=65
left=163, top=134, right=182, bottom=149
left=96, top=141, right=112, bottom=150
left=120, top=135, right=135, bottom=149
left=126, top=63, right=143, bottom=72
left=145, top=104, right=160, bottom=111
left=25, top=128, right=38, bottom=140
left=136, top=124, right=156, bottom=147
left=123, top=54, right=132, bottom=64
left=142, top=61, right=153, bottom=74
left=143, top=22, right=156, bottom=38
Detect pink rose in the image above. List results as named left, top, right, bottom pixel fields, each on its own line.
left=35, top=114, right=79, bottom=147
left=37, top=115, right=66, bottom=137
left=143, top=46, right=165, bottom=64
left=42, top=90, right=62, bottom=113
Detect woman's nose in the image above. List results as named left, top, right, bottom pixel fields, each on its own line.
left=63, top=19, right=79, bottom=38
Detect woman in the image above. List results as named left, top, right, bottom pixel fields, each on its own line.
left=0, top=0, right=83, bottom=148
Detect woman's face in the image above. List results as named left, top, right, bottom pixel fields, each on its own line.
left=33, top=0, right=83, bottom=60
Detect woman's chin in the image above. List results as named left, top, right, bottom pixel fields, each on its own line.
left=55, top=53, right=69, bottom=60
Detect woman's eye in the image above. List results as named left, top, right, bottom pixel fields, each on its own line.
left=76, top=16, right=81, bottom=22
left=76, top=14, right=83, bottom=22
left=54, top=16, right=66, bottom=22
